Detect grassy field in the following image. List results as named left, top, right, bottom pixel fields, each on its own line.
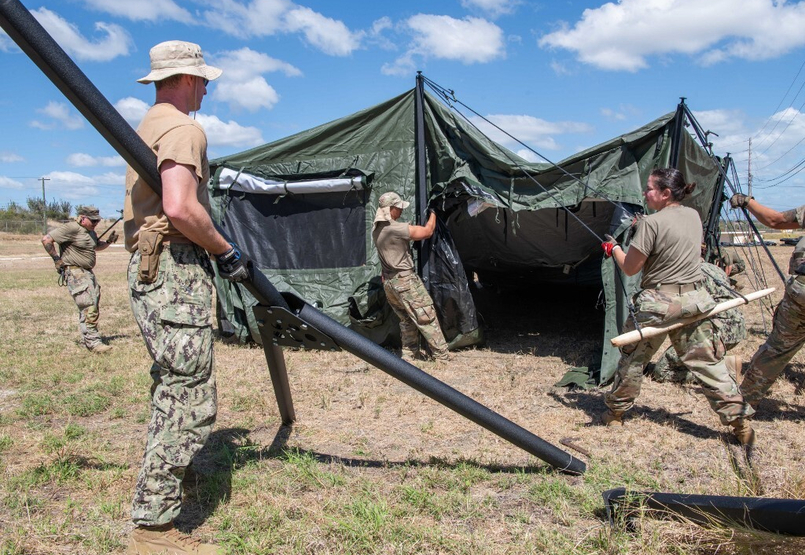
left=1, top=233, right=803, bottom=554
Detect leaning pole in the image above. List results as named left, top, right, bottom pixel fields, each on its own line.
left=0, top=0, right=586, bottom=475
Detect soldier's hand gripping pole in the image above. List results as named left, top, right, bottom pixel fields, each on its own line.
left=0, top=0, right=586, bottom=474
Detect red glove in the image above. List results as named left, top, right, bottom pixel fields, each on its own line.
left=601, top=234, right=619, bottom=258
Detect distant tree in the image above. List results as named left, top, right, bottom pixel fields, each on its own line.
left=25, top=197, right=72, bottom=220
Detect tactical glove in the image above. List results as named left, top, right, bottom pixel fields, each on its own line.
left=54, top=258, right=65, bottom=274
left=216, top=242, right=249, bottom=282
left=601, top=234, right=619, bottom=258
left=106, top=230, right=119, bottom=244
left=729, top=193, right=753, bottom=209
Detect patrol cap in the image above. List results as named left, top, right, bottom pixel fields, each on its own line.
left=378, top=192, right=410, bottom=210
left=78, top=206, right=102, bottom=221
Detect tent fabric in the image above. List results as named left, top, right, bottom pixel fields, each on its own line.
left=208, top=88, right=722, bottom=385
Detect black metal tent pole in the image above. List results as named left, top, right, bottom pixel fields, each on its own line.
left=681, top=104, right=786, bottom=284
left=702, top=156, right=730, bottom=261
left=669, top=98, right=687, bottom=169
left=0, top=0, right=585, bottom=474
left=603, top=488, right=805, bottom=536
left=414, top=72, right=431, bottom=279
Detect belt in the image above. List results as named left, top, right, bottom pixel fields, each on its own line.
left=385, top=269, right=415, bottom=280
left=65, top=265, right=89, bottom=271
left=163, top=236, right=194, bottom=246
left=657, top=282, right=698, bottom=294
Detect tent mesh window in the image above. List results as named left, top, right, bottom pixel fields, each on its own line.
left=220, top=189, right=367, bottom=270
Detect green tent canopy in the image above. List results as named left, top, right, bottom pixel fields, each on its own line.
left=208, top=85, right=723, bottom=385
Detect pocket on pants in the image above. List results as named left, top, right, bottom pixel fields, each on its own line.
left=413, top=304, right=435, bottom=325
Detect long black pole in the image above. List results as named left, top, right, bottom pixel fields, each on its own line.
left=1, top=0, right=585, bottom=474
left=669, top=98, right=686, bottom=169
left=414, top=72, right=431, bottom=278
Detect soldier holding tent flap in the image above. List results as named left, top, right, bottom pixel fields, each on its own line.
left=600, top=168, right=755, bottom=447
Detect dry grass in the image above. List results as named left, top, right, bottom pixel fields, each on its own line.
left=1, top=232, right=804, bottom=554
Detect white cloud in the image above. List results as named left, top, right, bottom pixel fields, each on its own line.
left=284, top=7, right=362, bottom=56
left=67, top=153, right=125, bottom=167
left=32, top=8, right=133, bottom=62
left=460, top=0, right=520, bottom=19
left=600, top=104, right=641, bottom=122
left=0, top=28, right=16, bottom=52
left=114, top=97, right=150, bottom=127
left=31, top=102, right=85, bottom=130
left=538, top=0, right=805, bottom=72
left=408, top=15, right=505, bottom=64
left=384, top=14, right=505, bottom=74
left=1, top=152, right=24, bottom=163
left=199, top=0, right=361, bottom=55
left=0, top=176, right=24, bottom=190
left=211, top=48, right=301, bottom=111
left=469, top=114, right=593, bottom=152
left=196, top=115, right=264, bottom=148
left=81, top=0, right=192, bottom=22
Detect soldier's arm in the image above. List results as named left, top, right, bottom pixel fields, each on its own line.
left=161, top=160, right=231, bottom=256
left=41, top=234, right=60, bottom=262
left=744, top=199, right=800, bottom=230
left=408, top=211, right=437, bottom=241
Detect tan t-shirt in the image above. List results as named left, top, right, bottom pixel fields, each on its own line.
left=630, top=205, right=702, bottom=288
left=48, top=220, right=98, bottom=269
left=372, top=220, right=414, bottom=277
left=123, top=103, right=212, bottom=252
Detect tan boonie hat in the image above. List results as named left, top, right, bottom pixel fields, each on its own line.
left=137, top=40, right=223, bottom=84
left=78, top=206, right=102, bottom=221
left=378, top=192, right=410, bottom=209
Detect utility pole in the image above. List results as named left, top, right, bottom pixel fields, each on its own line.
left=40, top=176, right=49, bottom=234
left=747, top=138, right=752, bottom=199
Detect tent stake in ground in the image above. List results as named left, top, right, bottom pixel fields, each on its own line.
left=0, top=0, right=585, bottom=475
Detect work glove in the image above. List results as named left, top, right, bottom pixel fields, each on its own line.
left=729, top=193, right=753, bottom=209
left=601, top=234, right=619, bottom=258
left=216, top=242, right=249, bottom=282
left=106, top=230, right=119, bottom=244
left=54, top=258, right=65, bottom=274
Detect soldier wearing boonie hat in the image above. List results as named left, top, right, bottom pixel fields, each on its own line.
left=41, top=205, right=117, bottom=354
left=124, top=40, right=243, bottom=555
left=372, top=191, right=450, bottom=362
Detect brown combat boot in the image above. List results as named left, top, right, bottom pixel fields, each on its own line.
left=127, top=523, right=221, bottom=555
left=600, top=409, right=623, bottom=427
left=730, top=419, right=756, bottom=447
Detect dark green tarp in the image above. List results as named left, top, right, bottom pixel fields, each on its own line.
left=209, top=88, right=722, bottom=385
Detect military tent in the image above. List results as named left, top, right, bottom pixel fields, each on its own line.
left=208, top=77, right=725, bottom=385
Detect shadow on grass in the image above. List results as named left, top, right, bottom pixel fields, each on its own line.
left=549, top=390, right=721, bottom=441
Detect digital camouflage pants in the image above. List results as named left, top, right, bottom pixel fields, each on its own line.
left=741, top=274, right=805, bottom=406
left=384, top=272, right=449, bottom=359
left=65, top=266, right=102, bottom=349
left=606, top=287, right=754, bottom=426
left=128, top=244, right=217, bottom=527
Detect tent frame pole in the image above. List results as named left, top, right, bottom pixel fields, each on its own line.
left=0, top=0, right=586, bottom=473
left=414, top=72, right=431, bottom=278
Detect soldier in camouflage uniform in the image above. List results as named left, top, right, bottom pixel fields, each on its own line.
left=649, top=262, right=746, bottom=383
left=124, top=41, right=247, bottom=555
left=372, top=192, right=450, bottom=361
left=601, top=169, right=754, bottom=446
left=730, top=194, right=805, bottom=408
left=41, top=206, right=117, bottom=353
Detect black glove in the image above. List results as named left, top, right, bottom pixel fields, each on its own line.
left=106, top=230, right=119, bottom=244
left=54, top=258, right=65, bottom=275
left=216, top=242, right=249, bottom=282
left=729, top=193, right=753, bottom=209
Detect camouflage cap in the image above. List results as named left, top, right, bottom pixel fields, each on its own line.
left=378, top=192, right=410, bottom=209
left=78, top=206, right=102, bottom=221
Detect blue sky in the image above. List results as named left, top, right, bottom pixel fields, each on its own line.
left=2, top=0, right=805, bottom=218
